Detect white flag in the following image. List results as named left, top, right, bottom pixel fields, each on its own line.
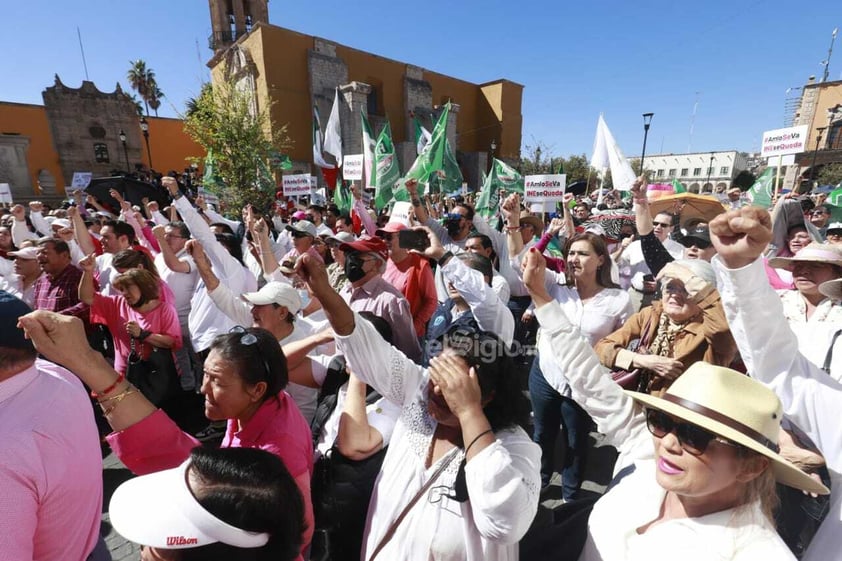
left=313, top=105, right=333, bottom=169
left=323, top=88, right=343, bottom=167
left=591, top=115, right=636, bottom=191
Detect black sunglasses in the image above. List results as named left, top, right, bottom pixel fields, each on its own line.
left=652, top=221, right=672, bottom=228
left=228, top=326, right=272, bottom=380
left=645, top=408, right=737, bottom=456
left=291, top=231, right=310, bottom=239
left=680, top=237, right=711, bottom=250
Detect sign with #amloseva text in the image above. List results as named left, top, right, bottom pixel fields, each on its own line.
left=282, top=174, right=313, bottom=196
left=760, top=125, right=809, bottom=158
left=524, top=174, right=566, bottom=203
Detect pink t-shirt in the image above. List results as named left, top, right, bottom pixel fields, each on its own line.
left=91, top=292, right=182, bottom=374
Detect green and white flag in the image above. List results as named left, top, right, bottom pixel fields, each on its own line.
left=361, top=109, right=376, bottom=190
left=476, top=158, right=524, bottom=219
left=202, top=149, right=225, bottom=192
left=827, top=187, right=842, bottom=207
left=746, top=167, right=775, bottom=208
left=334, top=176, right=352, bottom=214
left=405, top=103, right=450, bottom=184
left=429, top=139, right=463, bottom=195
left=672, top=177, right=687, bottom=194
left=373, top=121, right=402, bottom=209
left=413, top=113, right=432, bottom=155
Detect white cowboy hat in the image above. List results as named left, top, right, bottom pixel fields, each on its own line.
left=627, top=362, right=829, bottom=495
left=767, top=242, right=842, bottom=271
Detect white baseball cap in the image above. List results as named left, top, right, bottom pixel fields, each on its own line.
left=109, top=459, right=270, bottom=549
left=241, top=282, right=302, bottom=313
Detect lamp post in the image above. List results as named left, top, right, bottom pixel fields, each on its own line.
left=706, top=152, right=715, bottom=191
left=640, top=113, right=654, bottom=175
left=118, top=129, right=129, bottom=173
left=535, top=146, right=542, bottom=173
left=139, top=116, right=152, bottom=170
left=809, top=127, right=828, bottom=188
left=489, top=139, right=497, bottom=171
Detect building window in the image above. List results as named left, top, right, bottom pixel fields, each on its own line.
left=668, top=169, right=676, bottom=177
left=720, top=166, right=729, bottom=175
left=707, top=167, right=714, bottom=177
left=656, top=169, right=664, bottom=178
left=680, top=168, right=688, bottom=176
left=367, top=88, right=379, bottom=116
left=94, top=143, right=110, bottom=163
left=693, top=167, right=702, bottom=176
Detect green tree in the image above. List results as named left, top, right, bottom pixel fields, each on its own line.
left=182, top=78, right=291, bottom=214
left=127, top=93, right=144, bottom=117
left=127, top=60, right=163, bottom=117
left=563, top=154, right=600, bottom=190
left=148, top=85, right=164, bottom=117
left=818, top=163, right=842, bottom=186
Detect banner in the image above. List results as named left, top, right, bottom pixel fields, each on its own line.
left=761, top=125, right=808, bottom=158
left=524, top=174, right=566, bottom=202
left=283, top=174, right=312, bottom=196
left=343, top=154, right=364, bottom=180
left=71, top=172, right=93, bottom=189
left=590, top=114, right=636, bottom=191
left=0, top=183, right=12, bottom=204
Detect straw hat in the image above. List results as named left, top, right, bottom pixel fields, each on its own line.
left=767, top=242, right=842, bottom=271
left=819, top=277, right=842, bottom=301
left=518, top=210, right=544, bottom=233
left=628, top=362, right=829, bottom=495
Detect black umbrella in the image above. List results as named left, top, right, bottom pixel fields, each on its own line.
left=84, top=176, right=169, bottom=212
left=566, top=181, right=587, bottom=196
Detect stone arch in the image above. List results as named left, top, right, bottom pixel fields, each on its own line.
left=702, top=182, right=713, bottom=193
left=688, top=183, right=701, bottom=193
left=37, top=169, right=56, bottom=194
left=715, top=182, right=728, bottom=192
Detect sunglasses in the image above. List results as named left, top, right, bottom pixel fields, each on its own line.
left=291, top=231, right=310, bottom=239
left=680, top=238, right=711, bottom=250
left=228, top=326, right=272, bottom=380
left=645, top=409, right=737, bottom=456
left=653, top=221, right=672, bottom=228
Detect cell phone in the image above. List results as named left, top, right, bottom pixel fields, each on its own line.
left=398, top=229, right=431, bottom=251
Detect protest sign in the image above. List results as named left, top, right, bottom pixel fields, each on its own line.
left=283, top=174, right=312, bottom=196
left=390, top=201, right=412, bottom=226
left=343, top=154, right=364, bottom=180
left=71, top=172, right=93, bottom=190
left=761, top=125, right=808, bottom=158
left=524, top=174, right=566, bottom=203
left=0, top=183, right=12, bottom=204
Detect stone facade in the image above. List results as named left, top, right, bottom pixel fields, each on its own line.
left=42, top=76, right=145, bottom=186
left=0, top=135, right=33, bottom=200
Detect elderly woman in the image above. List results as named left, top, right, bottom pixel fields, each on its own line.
left=109, top=447, right=304, bottom=561
left=594, top=259, right=737, bottom=395
left=294, top=252, right=540, bottom=560
left=17, top=311, right=315, bottom=560
left=521, top=247, right=827, bottom=561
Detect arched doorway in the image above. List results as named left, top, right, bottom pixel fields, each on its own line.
left=37, top=169, right=56, bottom=195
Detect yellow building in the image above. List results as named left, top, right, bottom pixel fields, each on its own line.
left=790, top=76, right=842, bottom=187
left=206, top=0, right=523, bottom=189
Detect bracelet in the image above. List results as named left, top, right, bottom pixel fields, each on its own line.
left=97, top=385, right=135, bottom=404
left=101, top=389, right=138, bottom=416
left=138, top=329, right=152, bottom=341
left=90, top=373, right=125, bottom=398
left=437, top=250, right=454, bottom=266
left=465, top=429, right=494, bottom=457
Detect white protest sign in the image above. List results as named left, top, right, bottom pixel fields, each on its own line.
left=524, top=174, right=566, bottom=203
left=282, top=174, right=312, bottom=196
left=461, top=182, right=468, bottom=196
left=343, top=154, right=364, bottom=180
left=390, top=201, right=413, bottom=226
left=71, top=172, right=93, bottom=189
left=761, top=125, right=809, bottom=158
left=0, top=183, right=12, bottom=204
left=767, top=154, right=795, bottom=166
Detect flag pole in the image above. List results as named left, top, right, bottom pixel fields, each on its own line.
left=774, top=154, right=782, bottom=199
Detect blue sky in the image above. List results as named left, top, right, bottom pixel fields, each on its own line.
left=2, top=0, right=839, bottom=160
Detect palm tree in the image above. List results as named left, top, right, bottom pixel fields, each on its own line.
left=127, top=60, right=158, bottom=117
left=127, top=93, right=144, bottom=117
left=148, top=85, right=164, bottom=117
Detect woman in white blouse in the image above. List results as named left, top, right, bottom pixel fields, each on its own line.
left=295, top=252, right=541, bottom=561
left=530, top=232, right=633, bottom=497
left=521, top=247, right=827, bottom=561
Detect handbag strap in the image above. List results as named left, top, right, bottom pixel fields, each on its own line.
left=822, top=329, right=842, bottom=374
left=633, top=315, right=654, bottom=352
left=368, top=447, right=459, bottom=561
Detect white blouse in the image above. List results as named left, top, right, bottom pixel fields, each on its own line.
left=335, top=314, right=541, bottom=561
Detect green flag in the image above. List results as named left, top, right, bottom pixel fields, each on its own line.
left=334, top=176, right=352, bottom=214
left=412, top=113, right=432, bottom=155
left=361, top=109, right=376, bottom=190
left=373, top=121, right=402, bottom=209
left=746, top=167, right=775, bottom=208
left=828, top=187, right=842, bottom=207
left=429, top=139, right=463, bottom=195
left=476, top=158, right=524, bottom=219
left=201, top=149, right=225, bottom=193
left=268, top=150, right=292, bottom=170
left=405, top=103, right=450, bottom=184
left=671, top=177, right=687, bottom=194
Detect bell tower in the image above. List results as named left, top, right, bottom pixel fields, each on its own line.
left=208, top=0, right=269, bottom=54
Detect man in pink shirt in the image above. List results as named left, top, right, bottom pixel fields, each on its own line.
left=0, top=290, right=106, bottom=561
left=377, top=222, right=438, bottom=338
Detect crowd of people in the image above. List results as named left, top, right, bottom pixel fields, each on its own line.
left=1, top=173, right=841, bottom=561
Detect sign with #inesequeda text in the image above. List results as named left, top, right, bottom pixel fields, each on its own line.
left=524, top=174, right=566, bottom=203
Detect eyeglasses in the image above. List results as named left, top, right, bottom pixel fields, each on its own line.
left=291, top=231, right=310, bottom=239
left=645, top=409, right=737, bottom=456
left=164, top=233, right=185, bottom=240
left=228, top=326, right=272, bottom=381
left=379, top=233, right=394, bottom=242
left=653, top=221, right=672, bottom=228
left=680, top=238, right=711, bottom=250
left=811, top=210, right=828, bottom=216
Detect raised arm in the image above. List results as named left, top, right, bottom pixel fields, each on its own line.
left=406, top=179, right=428, bottom=224
left=631, top=176, right=653, bottom=236
left=351, top=184, right=377, bottom=236
left=336, top=374, right=385, bottom=460
left=77, top=253, right=97, bottom=305
left=151, top=226, right=190, bottom=274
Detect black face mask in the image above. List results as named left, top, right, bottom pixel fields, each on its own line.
left=345, top=254, right=367, bottom=283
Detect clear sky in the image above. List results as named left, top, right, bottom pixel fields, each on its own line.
left=2, top=0, right=840, bottom=161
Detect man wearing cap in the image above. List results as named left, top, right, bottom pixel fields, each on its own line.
left=282, top=220, right=323, bottom=264
left=809, top=205, right=831, bottom=238
left=0, top=245, right=41, bottom=307
left=711, top=206, right=842, bottom=561
left=0, top=291, right=106, bottom=561
left=378, top=221, right=438, bottom=339
left=325, top=231, right=355, bottom=291
left=190, top=243, right=322, bottom=421
left=825, top=222, right=842, bottom=246
left=338, top=236, right=422, bottom=362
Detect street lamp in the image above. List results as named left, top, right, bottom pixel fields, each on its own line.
left=139, top=116, right=152, bottom=170
left=810, top=127, right=828, bottom=188
left=640, top=113, right=654, bottom=175
left=118, top=129, right=129, bottom=173
left=489, top=139, right=497, bottom=171
left=706, top=152, right=715, bottom=190
left=535, top=146, right=542, bottom=173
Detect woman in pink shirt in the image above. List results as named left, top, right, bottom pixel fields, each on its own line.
left=18, top=310, right=314, bottom=561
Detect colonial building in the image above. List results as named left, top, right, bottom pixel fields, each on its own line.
left=0, top=77, right=203, bottom=204
left=786, top=76, right=842, bottom=189
left=205, top=0, right=523, bottom=189
left=639, top=150, right=749, bottom=193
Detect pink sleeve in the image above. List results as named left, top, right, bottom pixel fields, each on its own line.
left=141, top=225, right=161, bottom=253
left=353, top=198, right=377, bottom=236
left=534, top=232, right=554, bottom=253
left=543, top=254, right=566, bottom=273
left=106, top=409, right=198, bottom=475
left=90, top=292, right=121, bottom=327
left=0, top=458, right=38, bottom=559
left=156, top=303, right=183, bottom=350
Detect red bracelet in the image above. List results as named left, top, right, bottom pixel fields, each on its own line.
left=91, top=373, right=125, bottom=399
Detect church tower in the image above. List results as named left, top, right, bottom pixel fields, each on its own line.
left=208, top=0, right=269, bottom=54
